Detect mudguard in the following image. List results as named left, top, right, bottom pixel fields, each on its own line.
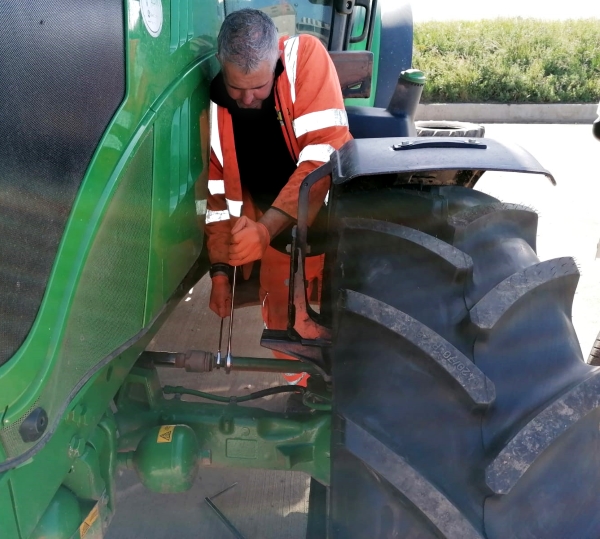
left=332, top=137, right=556, bottom=185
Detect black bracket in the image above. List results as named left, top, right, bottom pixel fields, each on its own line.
left=335, top=0, right=355, bottom=14
left=393, top=139, right=487, bottom=151
left=19, top=407, right=48, bottom=443
left=290, top=161, right=334, bottom=341
left=260, top=329, right=331, bottom=379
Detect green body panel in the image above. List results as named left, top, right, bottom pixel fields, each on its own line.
left=0, top=0, right=219, bottom=430
left=62, top=444, right=108, bottom=503
left=7, top=345, right=145, bottom=538
left=145, top=58, right=213, bottom=321
left=0, top=0, right=219, bottom=517
left=29, top=487, right=82, bottom=539
left=0, top=473, right=19, bottom=537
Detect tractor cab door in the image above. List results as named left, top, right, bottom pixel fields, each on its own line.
left=223, top=0, right=336, bottom=49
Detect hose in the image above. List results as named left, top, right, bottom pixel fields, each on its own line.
left=163, top=385, right=332, bottom=411
left=163, top=384, right=303, bottom=403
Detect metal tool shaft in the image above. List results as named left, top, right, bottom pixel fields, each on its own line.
left=204, top=497, right=246, bottom=539
left=216, top=317, right=224, bottom=368
left=211, top=482, right=238, bottom=500
left=225, top=266, right=237, bottom=373
left=204, top=481, right=245, bottom=538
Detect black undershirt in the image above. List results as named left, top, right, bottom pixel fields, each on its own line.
left=210, top=67, right=326, bottom=254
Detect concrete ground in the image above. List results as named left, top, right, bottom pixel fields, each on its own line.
left=106, top=123, right=599, bottom=538
left=478, top=124, right=600, bottom=356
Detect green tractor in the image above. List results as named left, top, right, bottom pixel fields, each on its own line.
left=1, top=1, right=599, bottom=538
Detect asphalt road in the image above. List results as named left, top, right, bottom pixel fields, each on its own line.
left=106, top=123, right=599, bottom=538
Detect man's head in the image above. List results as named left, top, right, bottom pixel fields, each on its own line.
left=217, top=9, right=279, bottom=109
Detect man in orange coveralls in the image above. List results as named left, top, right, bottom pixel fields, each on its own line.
left=206, top=8, right=352, bottom=386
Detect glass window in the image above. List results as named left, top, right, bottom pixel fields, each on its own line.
left=224, top=1, right=333, bottom=48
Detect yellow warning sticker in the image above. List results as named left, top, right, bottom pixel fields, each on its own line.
left=80, top=503, right=100, bottom=538
left=157, top=425, right=176, bottom=443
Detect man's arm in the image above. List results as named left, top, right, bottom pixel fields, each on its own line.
left=259, top=207, right=294, bottom=238
left=206, top=133, right=234, bottom=315
left=270, top=34, right=352, bottom=222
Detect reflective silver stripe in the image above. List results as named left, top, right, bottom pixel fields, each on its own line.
left=195, top=199, right=207, bottom=216
left=284, top=36, right=300, bottom=104
left=206, top=209, right=230, bottom=223
left=210, top=101, right=223, bottom=167
left=297, top=143, right=335, bottom=165
left=226, top=199, right=243, bottom=217
left=324, top=191, right=330, bottom=206
left=293, top=108, right=348, bottom=137
left=208, top=179, right=225, bottom=195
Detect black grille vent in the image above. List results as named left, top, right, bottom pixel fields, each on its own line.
left=0, top=0, right=125, bottom=364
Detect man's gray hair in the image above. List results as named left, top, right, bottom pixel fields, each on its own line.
left=217, top=9, right=279, bottom=73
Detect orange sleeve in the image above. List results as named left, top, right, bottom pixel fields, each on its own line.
left=271, top=34, right=353, bottom=223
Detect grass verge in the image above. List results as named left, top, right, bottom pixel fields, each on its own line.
left=413, top=18, right=600, bottom=103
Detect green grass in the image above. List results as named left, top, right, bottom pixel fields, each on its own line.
left=413, top=18, right=600, bottom=103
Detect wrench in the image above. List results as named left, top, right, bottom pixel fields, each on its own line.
left=204, top=482, right=246, bottom=539
left=216, top=317, right=224, bottom=368
left=225, top=265, right=237, bottom=374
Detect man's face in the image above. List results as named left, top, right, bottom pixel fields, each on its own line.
left=221, top=59, right=275, bottom=109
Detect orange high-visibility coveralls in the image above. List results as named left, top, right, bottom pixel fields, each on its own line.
left=205, top=34, right=352, bottom=385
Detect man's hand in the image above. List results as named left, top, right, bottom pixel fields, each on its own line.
left=229, top=216, right=270, bottom=266
left=209, top=275, right=231, bottom=317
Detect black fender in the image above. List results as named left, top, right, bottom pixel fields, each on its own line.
left=331, top=137, right=556, bottom=186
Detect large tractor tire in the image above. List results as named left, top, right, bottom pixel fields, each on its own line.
left=326, top=185, right=600, bottom=538
left=588, top=332, right=600, bottom=365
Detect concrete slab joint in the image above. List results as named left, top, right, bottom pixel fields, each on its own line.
left=416, top=103, right=598, bottom=124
